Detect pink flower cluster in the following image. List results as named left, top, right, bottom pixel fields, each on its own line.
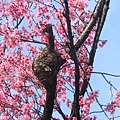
left=0, top=0, right=110, bottom=119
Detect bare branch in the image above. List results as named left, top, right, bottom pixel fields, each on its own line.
left=92, top=71, right=120, bottom=77
left=55, top=101, right=68, bottom=120
left=89, top=83, right=110, bottom=119
left=42, top=24, right=54, bottom=52
left=80, top=0, right=110, bottom=96
left=64, top=0, right=80, bottom=118
left=102, top=74, right=117, bottom=90
left=20, top=38, right=48, bottom=45
left=74, top=0, right=105, bottom=51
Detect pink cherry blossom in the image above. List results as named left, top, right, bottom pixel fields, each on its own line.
left=0, top=0, right=112, bottom=119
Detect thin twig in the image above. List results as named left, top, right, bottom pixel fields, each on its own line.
left=92, top=71, right=120, bottom=77
left=55, top=101, right=68, bottom=120
left=89, top=83, right=110, bottom=119
left=102, top=74, right=117, bottom=90
left=20, top=38, right=48, bottom=45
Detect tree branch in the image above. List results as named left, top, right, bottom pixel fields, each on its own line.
left=92, top=71, right=120, bottom=77
left=74, top=0, right=105, bottom=51
left=33, top=24, right=66, bottom=120
left=55, top=101, right=68, bottom=120
left=89, top=83, right=110, bottom=119
left=42, top=24, right=54, bottom=52
left=80, top=0, right=110, bottom=96
left=20, top=38, right=48, bottom=45
left=64, top=0, right=80, bottom=119
left=42, top=79, right=57, bottom=120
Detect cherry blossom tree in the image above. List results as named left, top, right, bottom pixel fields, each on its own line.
left=1, top=0, right=120, bottom=120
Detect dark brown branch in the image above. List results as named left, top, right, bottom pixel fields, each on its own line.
left=15, top=2, right=33, bottom=29
left=32, top=24, right=66, bottom=119
left=92, top=71, right=120, bottom=77
left=20, top=38, right=48, bottom=45
left=42, top=78, right=57, bottom=120
left=80, top=0, right=110, bottom=96
left=89, top=110, right=104, bottom=114
left=42, top=24, right=54, bottom=52
left=102, top=74, right=117, bottom=90
left=42, top=57, right=66, bottom=119
left=74, top=0, right=104, bottom=51
left=88, top=0, right=109, bottom=65
left=109, top=116, right=120, bottom=120
left=89, top=83, right=110, bottom=119
left=64, top=0, right=80, bottom=119
left=15, top=17, right=24, bottom=29
left=55, top=101, right=68, bottom=120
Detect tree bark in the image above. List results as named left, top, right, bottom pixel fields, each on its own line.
left=42, top=77, right=57, bottom=120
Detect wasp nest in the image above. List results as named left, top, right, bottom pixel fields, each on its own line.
left=32, top=24, right=66, bottom=90
left=32, top=47, right=65, bottom=90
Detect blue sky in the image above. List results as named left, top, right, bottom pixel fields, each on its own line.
left=2, top=0, right=119, bottom=119
left=89, top=0, right=120, bottom=119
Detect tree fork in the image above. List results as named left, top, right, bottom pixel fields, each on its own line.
left=64, top=0, right=80, bottom=119
left=32, top=24, right=66, bottom=120
left=80, top=0, right=110, bottom=97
